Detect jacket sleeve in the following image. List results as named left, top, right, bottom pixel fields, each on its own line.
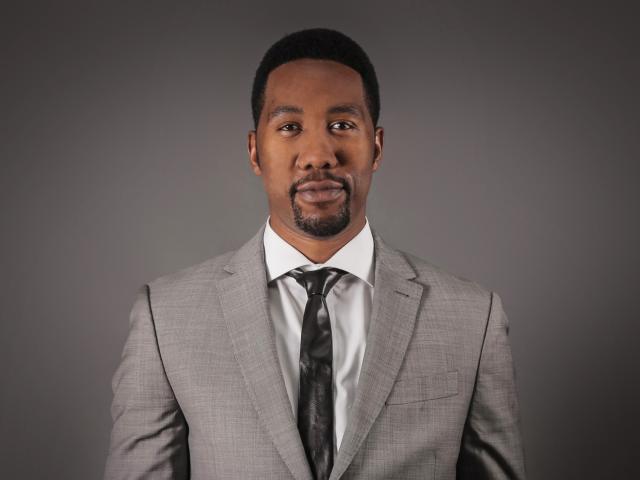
left=456, top=292, right=526, bottom=479
left=104, top=285, right=189, bottom=480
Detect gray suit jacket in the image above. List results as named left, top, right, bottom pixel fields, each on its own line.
left=104, top=224, right=526, bottom=479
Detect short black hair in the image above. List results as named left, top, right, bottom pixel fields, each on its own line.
left=251, top=28, right=380, bottom=129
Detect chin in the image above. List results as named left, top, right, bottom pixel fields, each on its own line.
left=292, top=205, right=351, bottom=238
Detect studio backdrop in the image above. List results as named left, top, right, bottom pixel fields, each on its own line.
left=1, top=1, right=638, bottom=479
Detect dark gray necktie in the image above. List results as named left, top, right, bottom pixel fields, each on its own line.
left=286, top=267, right=347, bottom=480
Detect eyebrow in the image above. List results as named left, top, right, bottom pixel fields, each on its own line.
left=327, top=104, right=364, bottom=119
left=267, top=103, right=365, bottom=122
left=268, top=105, right=303, bottom=121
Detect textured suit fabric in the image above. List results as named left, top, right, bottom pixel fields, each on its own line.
left=104, top=224, right=526, bottom=479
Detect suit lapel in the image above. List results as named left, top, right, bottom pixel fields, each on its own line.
left=330, top=229, right=426, bottom=480
left=217, top=224, right=425, bottom=480
left=217, top=225, right=312, bottom=480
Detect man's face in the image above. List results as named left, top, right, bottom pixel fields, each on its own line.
left=248, top=59, right=383, bottom=238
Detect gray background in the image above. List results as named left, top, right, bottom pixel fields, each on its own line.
left=2, top=1, right=638, bottom=479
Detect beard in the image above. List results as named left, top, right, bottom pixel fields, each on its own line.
left=289, top=174, right=351, bottom=237
left=291, top=192, right=351, bottom=237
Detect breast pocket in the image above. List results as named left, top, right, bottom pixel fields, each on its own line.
left=385, top=370, right=459, bottom=405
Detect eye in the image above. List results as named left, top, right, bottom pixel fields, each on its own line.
left=278, top=123, right=301, bottom=133
left=330, top=121, right=356, bottom=131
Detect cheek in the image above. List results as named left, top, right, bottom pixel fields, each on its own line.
left=350, top=170, right=374, bottom=198
left=259, top=135, right=292, bottom=160
left=261, top=169, right=293, bottom=202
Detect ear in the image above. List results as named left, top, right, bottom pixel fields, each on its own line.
left=248, top=130, right=262, bottom=175
left=372, top=126, right=384, bottom=172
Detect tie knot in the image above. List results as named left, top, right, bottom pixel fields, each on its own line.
left=286, top=267, right=347, bottom=297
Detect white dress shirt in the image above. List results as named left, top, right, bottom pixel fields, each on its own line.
left=262, top=216, right=375, bottom=453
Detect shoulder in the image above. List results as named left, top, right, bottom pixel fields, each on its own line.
left=388, top=249, right=503, bottom=341
left=145, top=249, right=236, bottom=305
left=405, top=251, right=489, bottom=296
left=398, top=250, right=494, bottom=316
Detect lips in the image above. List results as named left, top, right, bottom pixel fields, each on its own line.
left=296, top=180, right=344, bottom=192
left=296, top=179, right=345, bottom=204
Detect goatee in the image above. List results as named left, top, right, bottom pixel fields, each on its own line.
left=291, top=194, right=351, bottom=237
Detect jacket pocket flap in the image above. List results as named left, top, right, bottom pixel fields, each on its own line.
left=386, top=370, right=459, bottom=405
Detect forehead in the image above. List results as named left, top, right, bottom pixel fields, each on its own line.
left=263, top=59, right=367, bottom=112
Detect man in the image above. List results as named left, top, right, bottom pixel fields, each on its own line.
left=104, top=28, right=526, bottom=479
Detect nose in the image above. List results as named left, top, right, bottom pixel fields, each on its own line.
left=295, top=130, right=338, bottom=170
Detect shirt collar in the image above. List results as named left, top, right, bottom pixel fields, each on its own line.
left=263, top=215, right=375, bottom=287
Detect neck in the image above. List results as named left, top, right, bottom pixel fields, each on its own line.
left=269, top=214, right=366, bottom=264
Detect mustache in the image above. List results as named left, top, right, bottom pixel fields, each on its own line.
left=289, top=172, right=350, bottom=198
